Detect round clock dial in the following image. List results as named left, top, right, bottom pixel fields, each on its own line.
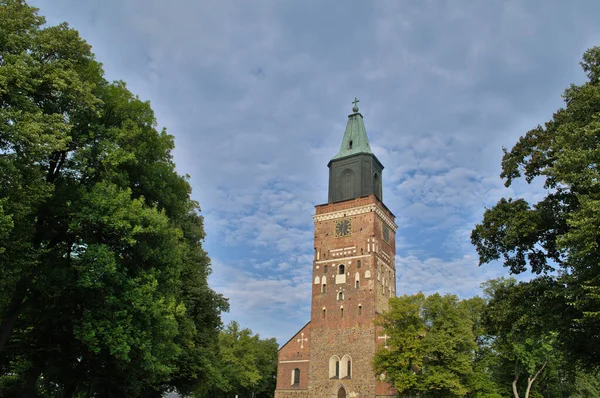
left=335, top=219, right=352, bottom=237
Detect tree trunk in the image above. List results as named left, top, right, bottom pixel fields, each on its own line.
left=0, top=194, right=54, bottom=353
left=0, top=288, right=27, bottom=353
left=63, top=380, right=78, bottom=398
left=22, top=361, right=43, bottom=396
left=512, top=374, right=520, bottom=398
left=524, top=362, right=546, bottom=398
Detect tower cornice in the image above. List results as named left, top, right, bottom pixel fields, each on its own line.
left=312, top=202, right=398, bottom=232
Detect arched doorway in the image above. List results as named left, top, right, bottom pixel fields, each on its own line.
left=337, top=386, right=347, bottom=398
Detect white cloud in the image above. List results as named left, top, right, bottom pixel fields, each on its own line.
left=397, top=254, right=508, bottom=299
left=37, top=0, right=600, bottom=344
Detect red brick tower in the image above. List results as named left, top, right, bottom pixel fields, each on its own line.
left=275, top=99, right=397, bottom=398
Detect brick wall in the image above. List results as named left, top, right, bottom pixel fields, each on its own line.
left=276, top=323, right=311, bottom=392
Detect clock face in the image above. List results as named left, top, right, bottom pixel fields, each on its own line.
left=335, top=219, right=352, bottom=237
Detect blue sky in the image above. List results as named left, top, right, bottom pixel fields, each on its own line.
left=35, top=0, right=600, bottom=344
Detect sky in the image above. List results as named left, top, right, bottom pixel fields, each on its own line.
left=34, top=0, right=600, bottom=344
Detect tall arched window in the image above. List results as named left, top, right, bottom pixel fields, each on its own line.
left=340, top=355, right=352, bottom=379
left=340, top=168, right=354, bottom=199
left=373, top=172, right=381, bottom=198
left=322, top=282, right=327, bottom=294
left=338, top=291, right=344, bottom=301
left=291, top=368, right=300, bottom=385
left=339, top=264, right=345, bottom=275
left=329, top=356, right=340, bottom=379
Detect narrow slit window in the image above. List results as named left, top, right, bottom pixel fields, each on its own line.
left=322, top=283, right=327, bottom=293
left=339, top=264, right=345, bottom=275
left=324, top=265, right=328, bottom=273
left=358, top=305, right=362, bottom=315
left=357, top=260, right=361, bottom=268
left=322, top=308, right=326, bottom=318
left=338, top=291, right=344, bottom=301
left=292, top=368, right=300, bottom=385
left=340, top=307, right=344, bottom=317
left=349, top=140, right=353, bottom=149
left=355, top=280, right=360, bottom=289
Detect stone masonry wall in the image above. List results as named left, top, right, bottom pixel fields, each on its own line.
left=308, top=325, right=377, bottom=398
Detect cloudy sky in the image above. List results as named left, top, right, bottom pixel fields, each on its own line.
left=35, top=0, right=600, bottom=344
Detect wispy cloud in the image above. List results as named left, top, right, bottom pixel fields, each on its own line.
left=37, top=0, right=600, bottom=343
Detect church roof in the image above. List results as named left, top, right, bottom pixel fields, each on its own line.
left=331, top=98, right=373, bottom=161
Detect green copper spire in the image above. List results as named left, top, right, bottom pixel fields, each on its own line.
left=331, top=97, right=373, bottom=160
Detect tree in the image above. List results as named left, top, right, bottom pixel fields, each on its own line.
left=373, top=293, right=494, bottom=397
left=206, top=321, right=278, bottom=398
left=482, top=278, right=562, bottom=398
left=0, top=1, right=227, bottom=395
left=471, top=46, right=600, bottom=367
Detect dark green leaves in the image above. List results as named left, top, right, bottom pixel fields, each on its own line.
left=0, top=2, right=227, bottom=396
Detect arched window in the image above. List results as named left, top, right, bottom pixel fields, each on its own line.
left=291, top=368, right=300, bottom=385
left=340, top=168, right=354, bottom=199
left=339, top=264, right=345, bottom=275
left=329, top=356, right=341, bottom=378
left=373, top=172, right=381, bottom=197
left=355, top=280, right=360, bottom=289
left=358, top=304, right=362, bottom=315
left=314, top=276, right=320, bottom=284
left=338, top=291, right=344, bottom=301
left=322, top=308, right=326, bottom=318
left=338, top=386, right=347, bottom=398
left=322, top=282, right=327, bottom=294
left=340, top=355, right=352, bottom=379
left=365, top=270, right=371, bottom=279
left=348, top=140, right=353, bottom=149
left=340, top=306, right=344, bottom=317
left=324, top=265, right=328, bottom=273
left=357, top=260, right=361, bottom=268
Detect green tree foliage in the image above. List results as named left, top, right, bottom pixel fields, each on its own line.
left=0, top=1, right=228, bottom=395
left=372, top=293, right=500, bottom=397
left=482, top=278, right=563, bottom=398
left=471, top=46, right=600, bottom=367
left=205, top=321, right=278, bottom=398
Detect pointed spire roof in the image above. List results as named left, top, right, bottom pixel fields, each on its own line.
left=331, top=97, right=373, bottom=161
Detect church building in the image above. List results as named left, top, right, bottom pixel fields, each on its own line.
left=274, top=100, right=398, bottom=398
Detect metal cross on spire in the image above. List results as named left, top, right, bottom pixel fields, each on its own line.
left=352, top=97, right=360, bottom=112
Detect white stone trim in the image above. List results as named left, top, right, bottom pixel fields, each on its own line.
left=315, top=254, right=371, bottom=264
left=380, top=250, right=392, bottom=262
left=313, top=203, right=398, bottom=231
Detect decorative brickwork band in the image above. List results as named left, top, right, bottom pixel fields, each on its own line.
left=312, top=203, right=398, bottom=231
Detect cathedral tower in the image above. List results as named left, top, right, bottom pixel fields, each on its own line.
left=275, top=100, right=397, bottom=398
